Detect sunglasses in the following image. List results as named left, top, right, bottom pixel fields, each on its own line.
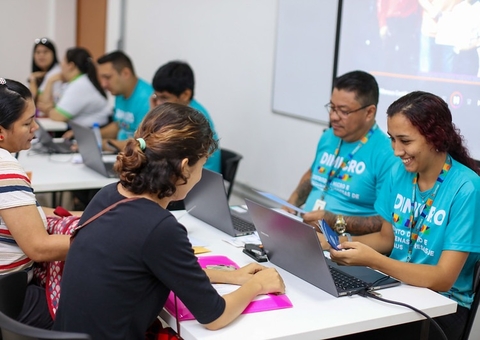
left=34, top=38, right=49, bottom=45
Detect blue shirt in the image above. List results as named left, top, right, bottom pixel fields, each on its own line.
left=305, top=126, right=397, bottom=216
left=189, top=99, right=221, bottom=173
left=114, top=78, right=153, bottom=141
left=375, top=157, right=480, bottom=308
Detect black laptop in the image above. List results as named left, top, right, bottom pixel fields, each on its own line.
left=245, top=199, right=401, bottom=297
left=184, top=169, right=255, bottom=237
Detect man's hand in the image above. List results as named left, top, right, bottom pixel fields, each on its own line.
left=303, top=210, right=326, bottom=227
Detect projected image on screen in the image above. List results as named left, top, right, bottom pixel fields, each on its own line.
left=336, top=0, right=480, bottom=159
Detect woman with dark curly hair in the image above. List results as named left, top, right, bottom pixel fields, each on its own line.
left=54, top=103, right=285, bottom=339
left=329, top=91, right=480, bottom=340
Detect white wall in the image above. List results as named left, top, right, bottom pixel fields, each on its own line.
left=0, top=0, right=76, bottom=85
left=106, top=0, right=328, bottom=199
left=1, top=0, right=327, bottom=200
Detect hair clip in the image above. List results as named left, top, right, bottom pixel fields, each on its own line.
left=0, top=78, right=6, bottom=85
left=136, top=138, right=146, bottom=150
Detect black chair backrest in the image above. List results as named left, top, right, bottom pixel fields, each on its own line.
left=220, top=148, right=243, bottom=200
left=0, top=272, right=28, bottom=319
left=461, top=260, right=480, bottom=340
left=0, top=311, right=91, bottom=340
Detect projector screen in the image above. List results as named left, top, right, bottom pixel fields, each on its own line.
left=336, top=0, right=480, bottom=159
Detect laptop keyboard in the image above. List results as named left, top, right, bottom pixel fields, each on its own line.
left=329, top=265, right=368, bottom=291
left=231, top=215, right=256, bottom=233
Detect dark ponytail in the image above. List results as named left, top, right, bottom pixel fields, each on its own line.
left=65, top=47, right=106, bottom=98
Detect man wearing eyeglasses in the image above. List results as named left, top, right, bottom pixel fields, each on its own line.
left=285, top=70, right=397, bottom=242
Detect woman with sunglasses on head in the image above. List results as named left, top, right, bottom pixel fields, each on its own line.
left=28, top=38, right=63, bottom=109
left=328, top=91, right=480, bottom=340
left=37, top=47, right=111, bottom=128
left=0, top=78, right=82, bottom=329
left=53, top=103, right=285, bottom=339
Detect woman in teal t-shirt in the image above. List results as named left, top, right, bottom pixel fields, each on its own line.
left=328, top=91, right=480, bottom=340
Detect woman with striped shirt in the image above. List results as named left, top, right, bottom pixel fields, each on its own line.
left=0, top=78, right=80, bottom=329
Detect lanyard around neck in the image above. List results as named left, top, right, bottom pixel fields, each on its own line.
left=320, top=123, right=378, bottom=200
left=406, top=155, right=452, bottom=262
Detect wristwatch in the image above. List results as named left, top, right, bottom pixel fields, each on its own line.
left=334, top=215, right=347, bottom=235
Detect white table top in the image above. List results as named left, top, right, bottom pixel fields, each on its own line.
left=35, top=117, right=68, bottom=132
left=18, top=151, right=117, bottom=192
left=160, top=212, right=457, bottom=340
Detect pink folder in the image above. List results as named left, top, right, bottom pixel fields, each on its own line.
left=164, top=255, right=293, bottom=321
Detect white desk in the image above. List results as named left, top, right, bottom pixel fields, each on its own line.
left=18, top=151, right=117, bottom=193
left=36, top=118, right=68, bottom=132
left=160, top=212, right=457, bottom=340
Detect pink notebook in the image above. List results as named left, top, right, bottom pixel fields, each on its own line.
left=164, top=255, right=293, bottom=320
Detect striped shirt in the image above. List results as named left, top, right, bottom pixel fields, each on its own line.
left=0, top=148, right=47, bottom=275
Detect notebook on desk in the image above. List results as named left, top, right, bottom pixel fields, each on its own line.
left=245, top=199, right=400, bottom=297
left=69, top=121, right=118, bottom=178
left=35, top=119, right=73, bottom=154
left=184, top=169, right=256, bottom=237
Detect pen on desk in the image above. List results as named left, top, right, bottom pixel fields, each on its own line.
left=177, top=205, right=196, bottom=220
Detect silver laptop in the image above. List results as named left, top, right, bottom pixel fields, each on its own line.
left=245, top=199, right=400, bottom=297
left=34, top=120, right=73, bottom=154
left=69, top=121, right=118, bottom=178
left=184, top=169, right=255, bottom=237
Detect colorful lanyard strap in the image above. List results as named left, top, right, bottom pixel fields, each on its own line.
left=406, top=155, right=452, bottom=262
left=320, top=123, right=378, bottom=200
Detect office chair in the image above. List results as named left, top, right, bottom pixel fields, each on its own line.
left=0, top=311, right=91, bottom=340
left=0, top=271, right=91, bottom=340
left=0, top=271, right=27, bottom=320
left=460, top=260, right=480, bottom=340
left=220, top=148, right=243, bottom=200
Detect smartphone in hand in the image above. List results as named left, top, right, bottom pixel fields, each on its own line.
left=318, top=219, right=341, bottom=251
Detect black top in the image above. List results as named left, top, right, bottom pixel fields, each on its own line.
left=53, top=183, right=225, bottom=339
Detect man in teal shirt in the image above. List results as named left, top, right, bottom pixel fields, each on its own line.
left=286, top=71, right=397, bottom=237
left=151, top=61, right=221, bottom=173
left=97, top=51, right=153, bottom=151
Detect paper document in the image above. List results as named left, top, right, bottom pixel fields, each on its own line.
left=256, top=190, right=306, bottom=215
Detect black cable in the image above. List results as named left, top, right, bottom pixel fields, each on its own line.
left=358, top=289, right=448, bottom=340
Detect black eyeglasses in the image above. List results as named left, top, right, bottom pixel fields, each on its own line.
left=324, top=103, right=373, bottom=118
left=34, top=38, right=49, bottom=45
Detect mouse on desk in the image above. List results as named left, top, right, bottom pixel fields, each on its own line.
left=243, top=243, right=268, bottom=262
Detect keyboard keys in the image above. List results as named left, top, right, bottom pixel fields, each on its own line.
left=329, top=266, right=368, bottom=291
left=231, top=215, right=256, bottom=233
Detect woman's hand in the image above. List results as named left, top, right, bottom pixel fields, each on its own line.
left=228, top=263, right=267, bottom=285
left=29, top=71, right=46, bottom=83
left=329, top=241, right=379, bottom=267
left=248, top=267, right=286, bottom=295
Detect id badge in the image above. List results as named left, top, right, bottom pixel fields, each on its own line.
left=313, top=199, right=326, bottom=211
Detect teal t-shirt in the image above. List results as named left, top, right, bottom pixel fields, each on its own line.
left=375, top=157, right=480, bottom=308
left=305, top=125, right=398, bottom=216
left=189, top=99, right=221, bottom=173
left=114, top=78, right=153, bottom=141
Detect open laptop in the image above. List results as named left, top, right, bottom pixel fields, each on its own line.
left=69, top=121, right=118, bottom=178
left=245, top=199, right=400, bottom=297
left=184, top=169, right=256, bottom=237
left=34, top=119, right=73, bottom=154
